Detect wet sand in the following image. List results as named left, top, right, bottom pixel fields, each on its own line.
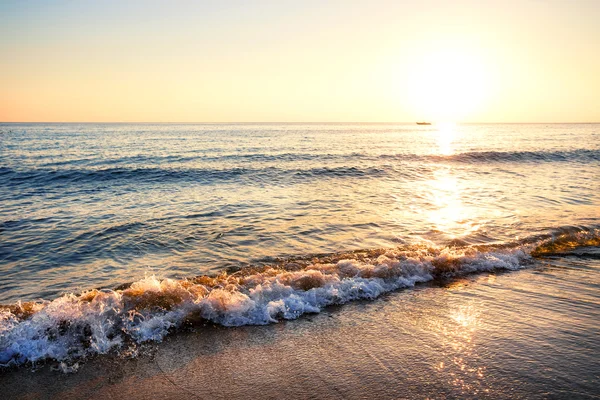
left=1, top=258, right=599, bottom=399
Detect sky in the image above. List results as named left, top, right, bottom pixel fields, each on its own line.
left=1, top=0, right=599, bottom=123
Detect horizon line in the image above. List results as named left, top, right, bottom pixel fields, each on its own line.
left=1, top=121, right=599, bottom=125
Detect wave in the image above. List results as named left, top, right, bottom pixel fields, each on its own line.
left=28, top=148, right=600, bottom=169
left=1, top=227, right=598, bottom=369
left=385, top=148, right=600, bottom=163
left=0, top=165, right=389, bottom=187
left=2, top=148, right=597, bottom=188
left=219, top=149, right=600, bottom=163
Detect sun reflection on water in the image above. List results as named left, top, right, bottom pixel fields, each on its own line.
left=425, top=168, right=481, bottom=241
left=435, top=122, right=457, bottom=156
left=431, top=303, right=489, bottom=395
left=393, top=123, right=489, bottom=243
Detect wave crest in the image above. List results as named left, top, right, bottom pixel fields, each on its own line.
left=1, top=226, right=598, bottom=369
left=0, top=244, right=529, bottom=368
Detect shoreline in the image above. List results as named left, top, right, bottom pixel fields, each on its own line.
left=2, top=262, right=599, bottom=400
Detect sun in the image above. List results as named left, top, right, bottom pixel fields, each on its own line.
left=407, top=49, right=490, bottom=122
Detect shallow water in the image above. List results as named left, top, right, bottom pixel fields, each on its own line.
left=1, top=251, right=599, bottom=399
left=0, top=123, right=599, bottom=369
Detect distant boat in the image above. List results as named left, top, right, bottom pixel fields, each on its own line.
left=416, top=122, right=431, bottom=125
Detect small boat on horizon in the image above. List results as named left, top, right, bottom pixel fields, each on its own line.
left=416, top=122, right=432, bottom=125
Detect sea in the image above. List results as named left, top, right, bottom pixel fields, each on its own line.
left=0, top=123, right=599, bottom=393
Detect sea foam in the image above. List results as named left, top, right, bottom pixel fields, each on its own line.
left=0, top=244, right=529, bottom=368
left=1, top=227, right=599, bottom=369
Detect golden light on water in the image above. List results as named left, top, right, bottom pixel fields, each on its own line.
left=435, top=122, right=457, bottom=155
left=431, top=303, right=488, bottom=394
left=425, top=168, right=480, bottom=240
left=427, top=169, right=462, bottom=236
left=397, top=121, right=485, bottom=242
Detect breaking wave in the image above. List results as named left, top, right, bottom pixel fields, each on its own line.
left=1, top=227, right=598, bottom=370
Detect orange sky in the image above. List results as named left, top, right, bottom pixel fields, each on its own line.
left=1, top=0, right=599, bottom=122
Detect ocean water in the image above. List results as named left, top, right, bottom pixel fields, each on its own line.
left=0, top=123, right=599, bottom=369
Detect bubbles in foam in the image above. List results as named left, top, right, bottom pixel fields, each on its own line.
left=3, top=225, right=599, bottom=369
left=0, top=243, right=536, bottom=369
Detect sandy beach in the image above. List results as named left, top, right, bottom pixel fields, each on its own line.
left=2, top=254, right=598, bottom=400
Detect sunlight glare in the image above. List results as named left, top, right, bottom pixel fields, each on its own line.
left=436, top=121, right=456, bottom=155
left=408, top=49, right=490, bottom=122
left=426, top=168, right=481, bottom=240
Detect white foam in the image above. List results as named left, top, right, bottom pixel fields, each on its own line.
left=0, top=245, right=530, bottom=368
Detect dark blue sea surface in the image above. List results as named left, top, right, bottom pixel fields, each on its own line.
left=0, top=123, right=599, bottom=372
left=1, top=123, right=599, bottom=302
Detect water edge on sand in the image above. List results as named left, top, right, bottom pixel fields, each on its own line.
left=1, top=252, right=599, bottom=400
